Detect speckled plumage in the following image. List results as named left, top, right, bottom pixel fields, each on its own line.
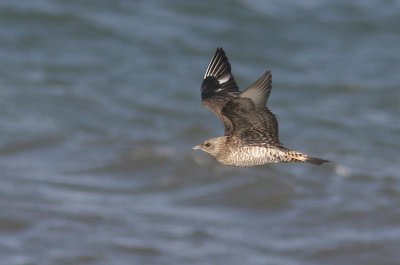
left=194, top=48, right=328, bottom=167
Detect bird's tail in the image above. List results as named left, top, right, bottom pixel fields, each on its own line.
left=286, top=151, right=329, bottom=165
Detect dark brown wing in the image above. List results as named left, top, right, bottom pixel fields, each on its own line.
left=221, top=70, right=281, bottom=146
left=201, top=48, right=241, bottom=133
left=221, top=97, right=281, bottom=146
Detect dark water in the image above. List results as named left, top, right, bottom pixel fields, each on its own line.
left=1, top=1, right=399, bottom=264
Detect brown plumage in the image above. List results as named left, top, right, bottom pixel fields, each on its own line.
left=194, top=48, right=328, bottom=167
left=201, top=47, right=240, bottom=135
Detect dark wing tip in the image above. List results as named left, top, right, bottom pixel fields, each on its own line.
left=204, top=47, right=232, bottom=80
left=201, top=48, right=240, bottom=100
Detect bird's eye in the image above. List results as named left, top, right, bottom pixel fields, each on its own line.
left=204, top=142, right=211, bottom=147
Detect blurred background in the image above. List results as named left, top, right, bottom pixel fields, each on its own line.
left=0, top=0, right=399, bottom=264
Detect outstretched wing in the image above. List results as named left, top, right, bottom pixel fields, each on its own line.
left=240, top=70, right=272, bottom=108
left=201, top=47, right=240, bottom=101
left=201, top=48, right=241, bottom=134
left=221, top=70, right=281, bottom=146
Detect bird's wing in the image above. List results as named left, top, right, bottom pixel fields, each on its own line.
left=240, top=70, right=272, bottom=108
left=221, top=94, right=281, bottom=147
left=201, top=48, right=240, bottom=128
left=201, top=47, right=240, bottom=99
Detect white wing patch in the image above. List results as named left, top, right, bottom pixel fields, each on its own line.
left=218, top=74, right=231, bottom=84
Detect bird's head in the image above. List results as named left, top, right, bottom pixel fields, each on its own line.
left=192, top=137, right=227, bottom=157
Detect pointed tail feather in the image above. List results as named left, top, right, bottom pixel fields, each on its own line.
left=304, top=156, right=329, bottom=165
left=287, top=151, right=329, bottom=165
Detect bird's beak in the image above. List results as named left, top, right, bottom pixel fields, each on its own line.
left=192, top=145, right=200, bottom=150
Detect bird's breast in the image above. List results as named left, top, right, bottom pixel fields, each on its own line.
left=218, top=145, right=286, bottom=167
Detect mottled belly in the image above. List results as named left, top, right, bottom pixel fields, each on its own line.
left=219, top=146, right=286, bottom=167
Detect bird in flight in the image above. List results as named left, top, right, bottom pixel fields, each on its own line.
left=193, top=48, right=328, bottom=167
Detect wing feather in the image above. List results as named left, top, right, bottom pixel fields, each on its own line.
left=201, top=48, right=241, bottom=134
left=221, top=97, right=281, bottom=146
left=240, top=70, right=272, bottom=108
left=201, top=48, right=240, bottom=109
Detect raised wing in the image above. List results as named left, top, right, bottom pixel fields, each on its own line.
left=201, top=47, right=240, bottom=100
left=201, top=48, right=241, bottom=134
left=240, top=70, right=272, bottom=108
left=220, top=69, right=280, bottom=145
